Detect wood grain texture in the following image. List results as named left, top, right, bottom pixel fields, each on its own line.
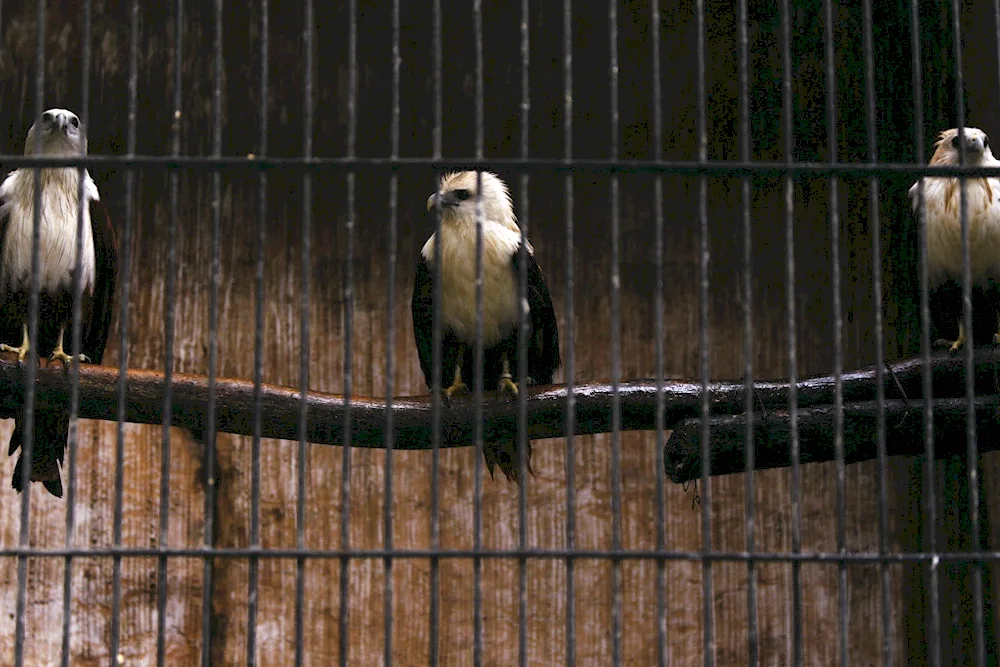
left=0, top=1, right=993, bottom=665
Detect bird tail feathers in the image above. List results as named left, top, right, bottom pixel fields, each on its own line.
left=8, top=408, right=69, bottom=498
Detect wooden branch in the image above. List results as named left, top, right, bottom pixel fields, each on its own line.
left=0, top=347, right=995, bottom=461
left=664, top=396, right=1000, bottom=483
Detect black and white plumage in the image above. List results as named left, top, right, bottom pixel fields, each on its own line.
left=411, top=171, right=560, bottom=482
left=0, top=108, right=118, bottom=497
left=909, top=127, right=1000, bottom=352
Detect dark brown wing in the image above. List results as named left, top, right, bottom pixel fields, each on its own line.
left=513, top=245, right=561, bottom=385
left=84, top=198, right=117, bottom=365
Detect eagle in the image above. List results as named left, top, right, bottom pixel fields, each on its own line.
left=909, top=127, right=1000, bottom=353
left=411, top=171, right=561, bottom=482
left=0, top=108, right=118, bottom=497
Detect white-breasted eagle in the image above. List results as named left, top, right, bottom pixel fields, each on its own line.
left=909, top=127, right=1000, bottom=352
left=411, top=171, right=560, bottom=482
left=0, top=108, right=118, bottom=497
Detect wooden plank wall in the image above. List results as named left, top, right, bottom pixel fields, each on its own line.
left=0, top=0, right=997, bottom=664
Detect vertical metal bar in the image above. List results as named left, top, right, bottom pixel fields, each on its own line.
left=383, top=0, right=401, bottom=663
left=13, top=2, right=45, bottom=664
left=820, top=3, right=848, bottom=665
left=650, top=0, right=668, bottom=663
left=607, top=1, right=622, bottom=665
left=735, top=0, right=756, bottom=664
left=110, top=1, right=139, bottom=664
left=908, top=2, right=939, bottom=665
left=62, top=0, right=93, bottom=661
left=201, top=0, right=224, bottom=663
left=778, top=1, right=801, bottom=664
left=295, top=0, right=313, bottom=664
left=429, top=0, right=443, bottom=661
left=472, top=167, right=485, bottom=666
left=155, top=0, right=183, bottom=664
left=517, top=2, right=531, bottom=666
left=248, top=0, right=268, bottom=663
left=695, top=0, right=714, bottom=665
left=860, top=1, right=891, bottom=664
left=339, top=0, right=358, bottom=662
left=471, top=0, right=485, bottom=664
left=947, top=3, right=985, bottom=664
left=561, top=2, right=576, bottom=664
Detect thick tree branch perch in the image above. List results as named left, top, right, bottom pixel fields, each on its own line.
left=664, top=397, right=1000, bottom=483
left=0, top=348, right=996, bottom=466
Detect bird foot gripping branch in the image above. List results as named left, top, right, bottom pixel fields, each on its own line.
left=0, top=324, right=30, bottom=364
left=497, top=375, right=519, bottom=400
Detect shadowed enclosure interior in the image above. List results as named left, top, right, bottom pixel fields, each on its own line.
left=0, top=0, right=999, bottom=665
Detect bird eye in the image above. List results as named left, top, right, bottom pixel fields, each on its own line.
left=69, top=117, right=79, bottom=129
left=453, top=189, right=471, bottom=201
left=985, top=136, right=990, bottom=149
left=951, top=135, right=961, bottom=148
left=42, top=112, right=52, bottom=123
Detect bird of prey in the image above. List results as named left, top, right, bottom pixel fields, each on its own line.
left=0, top=108, right=118, bottom=497
left=909, top=127, right=1000, bottom=352
left=411, top=171, right=561, bottom=482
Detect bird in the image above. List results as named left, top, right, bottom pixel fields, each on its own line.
left=909, top=127, right=1000, bottom=353
left=411, top=171, right=560, bottom=483
left=0, top=108, right=118, bottom=497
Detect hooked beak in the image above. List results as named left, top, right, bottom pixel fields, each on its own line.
left=426, top=191, right=459, bottom=213
left=954, top=132, right=986, bottom=156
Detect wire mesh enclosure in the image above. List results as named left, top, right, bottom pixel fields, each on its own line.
left=1, top=0, right=1000, bottom=665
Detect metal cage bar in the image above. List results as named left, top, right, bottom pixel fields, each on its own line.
left=248, top=0, right=268, bottom=662
left=428, top=0, right=444, bottom=663
left=734, top=0, right=758, bottom=663
left=110, top=0, right=140, bottom=663
left=383, top=0, right=402, bottom=663
left=13, top=0, right=46, bottom=663
left=949, top=2, right=988, bottom=663
left=155, top=0, right=184, bottom=664
left=820, top=2, right=849, bottom=664
left=471, top=1, right=486, bottom=666
left=61, top=0, right=94, bottom=662
left=296, top=0, right=314, bottom=665
left=860, top=0, right=893, bottom=662
left=561, top=1, right=577, bottom=664
left=907, top=0, right=942, bottom=664
left=651, top=0, right=668, bottom=662
left=339, top=0, right=358, bottom=662
left=694, top=1, right=715, bottom=665
left=607, top=1, right=624, bottom=665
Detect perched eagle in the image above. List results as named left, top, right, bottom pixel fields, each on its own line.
left=909, top=127, right=1000, bottom=352
left=0, top=108, right=117, bottom=497
left=411, top=171, right=560, bottom=482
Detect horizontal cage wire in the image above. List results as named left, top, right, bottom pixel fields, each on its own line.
left=0, top=0, right=998, bottom=666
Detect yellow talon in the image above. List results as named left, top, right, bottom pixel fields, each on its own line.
left=948, top=320, right=966, bottom=354
left=49, top=326, right=89, bottom=369
left=0, top=323, right=30, bottom=363
left=444, top=379, right=470, bottom=400
left=443, top=355, right=469, bottom=402
left=497, top=354, right=519, bottom=399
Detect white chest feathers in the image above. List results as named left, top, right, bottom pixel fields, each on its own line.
left=912, top=176, right=1000, bottom=285
left=0, top=168, right=98, bottom=295
left=422, top=221, right=525, bottom=347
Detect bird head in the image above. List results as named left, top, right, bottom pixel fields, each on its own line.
left=931, top=127, right=995, bottom=165
left=23, top=108, right=87, bottom=157
left=425, top=171, right=516, bottom=226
